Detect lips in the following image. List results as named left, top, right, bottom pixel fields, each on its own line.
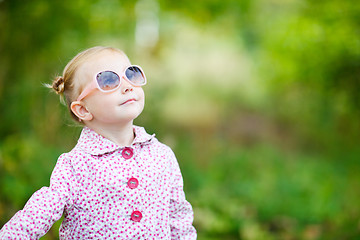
left=120, top=98, right=136, bottom=105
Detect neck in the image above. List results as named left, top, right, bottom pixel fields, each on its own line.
left=85, top=121, right=135, bottom=147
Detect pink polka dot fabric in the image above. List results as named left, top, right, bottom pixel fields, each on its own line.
left=0, top=126, right=197, bottom=239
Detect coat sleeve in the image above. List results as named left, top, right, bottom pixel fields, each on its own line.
left=0, top=154, right=76, bottom=240
left=168, top=150, right=197, bottom=240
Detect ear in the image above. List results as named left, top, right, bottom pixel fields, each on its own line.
left=70, top=101, right=93, bottom=121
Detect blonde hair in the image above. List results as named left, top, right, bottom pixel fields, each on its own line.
left=48, top=46, right=127, bottom=121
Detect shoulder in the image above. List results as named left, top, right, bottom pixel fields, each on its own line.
left=147, top=133, right=174, bottom=155
left=55, top=144, right=89, bottom=168
left=137, top=126, right=176, bottom=156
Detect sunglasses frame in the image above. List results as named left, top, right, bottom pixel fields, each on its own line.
left=76, top=65, right=146, bottom=101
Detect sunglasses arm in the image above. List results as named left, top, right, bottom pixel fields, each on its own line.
left=76, top=81, right=97, bottom=101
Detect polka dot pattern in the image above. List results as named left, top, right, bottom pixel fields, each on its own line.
left=0, top=126, right=197, bottom=239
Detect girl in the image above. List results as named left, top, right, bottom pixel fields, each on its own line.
left=0, top=46, right=197, bottom=239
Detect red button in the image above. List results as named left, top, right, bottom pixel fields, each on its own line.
left=122, top=147, right=133, bottom=159
left=127, top=177, right=139, bottom=189
left=131, top=211, right=142, bottom=222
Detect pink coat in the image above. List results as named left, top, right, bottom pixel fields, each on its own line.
left=0, top=126, right=196, bottom=239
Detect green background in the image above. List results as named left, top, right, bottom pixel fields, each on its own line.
left=1, top=0, right=360, bottom=239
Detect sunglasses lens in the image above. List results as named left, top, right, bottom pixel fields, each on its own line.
left=96, top=71, right=120, bottom=91
left=125, top=66, right=145, bottom=86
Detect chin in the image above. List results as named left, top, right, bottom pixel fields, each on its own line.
left=124, top=111, right=143, bottom=122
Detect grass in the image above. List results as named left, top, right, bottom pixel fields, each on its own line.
left=181, top=142, right=360, bottom=239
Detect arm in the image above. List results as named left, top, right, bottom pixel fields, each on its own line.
left=169, top=151, right=197, bottom=240
left=0, top=154, right=76, bottom=239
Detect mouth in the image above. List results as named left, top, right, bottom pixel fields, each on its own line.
left=120, top=98, right=137, bottom=105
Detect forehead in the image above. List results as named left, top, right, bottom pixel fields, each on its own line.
left=74, top=50, right=131, bottom=90
left=80, top=50, right=130, bottom=74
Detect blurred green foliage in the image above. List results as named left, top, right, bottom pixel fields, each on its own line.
left=1, top=0, right=360, bottom=239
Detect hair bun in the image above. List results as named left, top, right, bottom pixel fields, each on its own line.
left=52, top=76, right=65, bottom=94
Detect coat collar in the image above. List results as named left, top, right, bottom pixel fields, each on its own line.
left=76, top=125, right=155, bottom=155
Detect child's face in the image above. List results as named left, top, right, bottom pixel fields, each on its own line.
left=75, top=50, right=145, bottom=125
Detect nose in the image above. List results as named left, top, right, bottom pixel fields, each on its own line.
left=121, top=77, right=134, bottom=94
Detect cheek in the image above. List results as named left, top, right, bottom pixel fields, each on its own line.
left=137, top=88, right=145, bottom=103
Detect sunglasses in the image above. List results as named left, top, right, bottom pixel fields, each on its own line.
left=76, top=65, right=146, bottom=101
